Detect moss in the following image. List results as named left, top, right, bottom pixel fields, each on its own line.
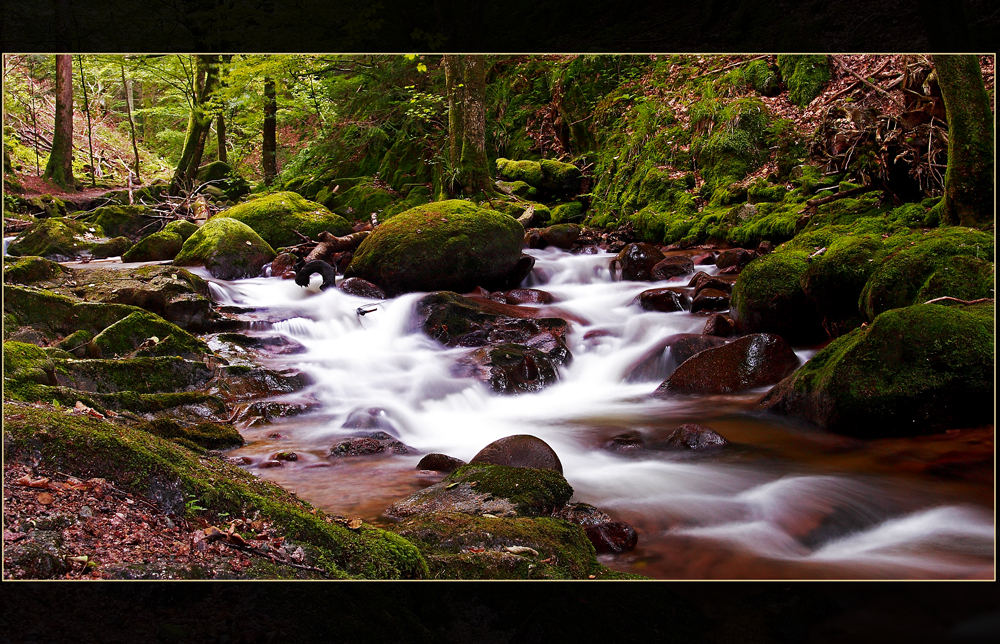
left=91, top=236, right=132, bottom=259
left=776, top=55, right=830, bottom=107
left=747, top=179, right=788, bottom=204
left=694, top=98, right=771, bottom=195
left=216, top=192, right=351, bottom=248
left=2, top=402, right=427, bottom=579
left=444, top=464, right=573, bottom=516
left=378, top=185, right=433, bottom=221
left=195, top=160, right=232, bottom=182
left=7, top=217, right=95, bottom=259
left=538, top=159, right=583, bottom=196
left=801, top=233, right=887, bottom=335
left=732, top=250, right=824, bottom=342
left=52, top=355, right=213, bottom=394
left=391, top=512, right=602, bottom=580
left=3, top=341, right=56, bottom=391
left=326, top=178, right=396, bottom=219
left=140, top=418, right=244, bottom=450
left=344, top=199, right=524, bottom=296
left=23, top=194, right=70, bottom=218
left=174, top=217, right=275, bottom=280
left=3, top=285, right=143, bottom=342
left=496, top=158, right=544, bottom=187
left=764, top=303, right=994, bottom=436
left=92, top=310, right=209, bottom=360
left=859, top=227, right=994, bottom=320
left=84, top=205, right=153, bottom=238
left=496, top=180, right=537, bottom=199
left=549, top=201, right=585, bottom=224
left=121, top=220, right=199, bottom=262
left=3, top=256, right=70, bottom=285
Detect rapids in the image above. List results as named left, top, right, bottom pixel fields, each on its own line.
left=188, top=248, right=993, bottom=578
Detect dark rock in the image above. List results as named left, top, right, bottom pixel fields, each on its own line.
left=470, top=434, right=563, bottom=474
left=458, top=343, right=560, bottom=395
left=271, top=451, right=298, bottom=462
left=688, top=271, right=734, bottom=294
left=270, top=252, right=298, bottom=278
left=213, top=365, right=310, bottom=401
left=655, top=333, right=800, bottom=395
left=612, top=243, right=665, bottom=281
left=538, top=223, right=581, bottom=249
left=691, top=252, right=716, bottom=265
left=416, top=453, right=466, bottom=473
left=703, top=313, right=736, bottom=337
left=651, top=256, right=695, bottom=280
left=624, top=334, right=728, bottom=382
left=339, top=277, right=385, bottom=299
left=553, top=503, right=638, bottom=554
left=603, top=431, right=645, bottom=453
left=715, top=248, right=758, bottom=272
left=259, top=459, right=284, bottom=468
left=7, top=530, right=69, bottom=578
left=691, top=288, right=731, bottom=313
left=341, top=407, right=398, bottom=435
left=330, top=435, right=411, bottom=457
left=503, top=288, right=554, bottom=305
left=657, top=423, right=728, bottom=450
left=637, top=287, right=691, bottom=312
left=731, top=251, right=827, bottom=345
left=757, top=240, right=774, bottom=255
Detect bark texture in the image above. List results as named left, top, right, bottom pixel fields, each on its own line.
left=169, top=55, right=222, bottom=195
left=43, top=55, right=75, bottom=188
left=262, top=77, right=277, bottom=185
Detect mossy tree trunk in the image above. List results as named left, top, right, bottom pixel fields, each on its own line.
left=43, top=54, right=75, bottom=189
left=442, top=55, right=490, bottom=196
left=120, top=62, right=141, bottom=183
left=262, top=77, right=277, bottom=185
left=217, top=113, right=227, bottom=163
left=169, top=55, right=221, bottom=195
left=443, top=55, right=465, bottom=191
left=932, top=55, right=994, bottom=227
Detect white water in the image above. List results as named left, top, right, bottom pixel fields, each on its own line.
left=202, top=248, right=994, bottom=579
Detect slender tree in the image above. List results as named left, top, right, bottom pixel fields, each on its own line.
left=217, top=113, right=228, bottom=163
left=120, top=61, right=141, bottom=183
left=77, top=55, right=96, bottom=186
left=262, top=76, right=277, bottom=184
left=169, top=54, right=222, bottom=194
left=932, top=55, right=994, bottom=227
left=43, top=54, right=75, bottom=188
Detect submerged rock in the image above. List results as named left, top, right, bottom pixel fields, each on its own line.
left=458, top=343, right=560, bottom=395
left=655, top=333, right=800, bottom=395
left=345, top=200, right=527, bottom=296
left=553, top=503, right=638, bottom=554
left=658, top=423, right=729, bottom=450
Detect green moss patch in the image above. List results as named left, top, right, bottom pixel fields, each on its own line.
left=445, top=463, right=574, bottom=516
left=174, top=217, right=275, bottom=280
left=217, top=192, right=352, bottom=248
left=7, top=218, right=96, bottom=259
left=3, top=256, right=71, bottom=285
left=123, top=220, right=199, bottom=263
left=84, top=205, right=155, bottom=239
left=776, top=55, right=830, bottom=107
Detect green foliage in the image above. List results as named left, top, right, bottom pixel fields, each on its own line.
left=776, top=55, right=831, bottom=107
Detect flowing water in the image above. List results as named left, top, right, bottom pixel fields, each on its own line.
left=39, top=241, right=996, bottom=579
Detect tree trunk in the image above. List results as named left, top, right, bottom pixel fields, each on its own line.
left=443, top=55, right=465, bottom=175
left=77, top=56, right=96, bottom=187
left=120, top=63, right=141, bottom=182
left=262, top=77, right=277, bottom=185
left=169, top=55, right=221, bottom=195
left=459, top=55, right=490, bottom=193
left=217, top=113, right=228, bottom=163
left=43, top=54, right=75, bottom=189
left=932, top=55, right=994, bottom=227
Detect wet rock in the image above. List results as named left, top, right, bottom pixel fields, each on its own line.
left=624, top=334, right=728, bottom=382
left=637, top=287, right=691, bottom=312
left=655, top=333, right=800, bottom=395
left=691, top=287, right=731, bottom=313
left=416, top=453, right=467, bottom=473
left=269, top=252, right=298, bottom=278
left=259, top=459, right=284, bottom=468
left=691, top=252, right=716, bottom=265
left=339, top=277, right=385, bottom=299
left=537, top=223, right=582, bottom=249
left=330, top=434, right=411, bottom=457
left=503, top=288, right=554, bottom=305
left=212, top=365, right=310, bottom=401
left=688, top=271, right=734, bottom=294
left=703, top=313, right=736, bottom=337
left=731, top=251, right=826, bottom=345
left=271, top=451, right=298, bottom=462
left=657, top=423, right=729, bottom=450
left=715, top=248, right=758, bottom=272
left=553, top=503, right=638, bottom=553
left=470, top=434, right=563, bottom=474
left=651, top=256, right=695, bottom=280
left=612, top=243, right=664, bottom=281
left=344, top=200, right=525, bottom=296
left=85, top=205, right=158, bottom=239
left=602, top=431, right=645, bottom=453
left=173, top=217, right=276, bottom=281
left=458, top=343, right=560, bottom=395
left=341, top=407, right=399, bottom=435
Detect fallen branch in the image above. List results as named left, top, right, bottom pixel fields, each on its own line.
left=923, top=296, right=993, bottom=306
left=692, top=55, right=768, bottom=79
left=835, top=60, right=905, bottom=110
left=803, top=184, right=878, bottom=209
left=304, top=230, right=370, bottom=263
left=216, top=538, right=332, bottom=576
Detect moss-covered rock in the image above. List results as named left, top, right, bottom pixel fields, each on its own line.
left=216, top=192, right=351, bottom=248
left=91, top=236, right=132, bottom=259
left=859, top=228, right=995, bottom=320
left=776, top=55, right=830, bottom=107
left=344, top=200, right=526, bottom=296
left=538, top=159, right=583, bottom=196
left=92, top=310, right=209, bottom=360
left=84, top=205, right=155, bottom=239
left=52, top=355, right=213, bottom=394
left=3, top=285, right=141, bottom=342
left=760, top=302, right=994, bottom=436
left=22, top=194, right=69, bottom=218
left=195, top=160, right=232, bottom=182
left=174, top=217, right=275, bottom=280
left=549, top=201, right=586, bottom=224
left=496, top=158, right=544, bottom=187
left=7, top=217, right=96, bottom=260
left=3, top=341, right=57, bottom=390
left=140, top=417, right=244, bottom=450
left=496, top=180, right=538, bottom=199
left=325, top=179, right=396, bottom=219
left=731, top=250, right=825, bottom=344
left=122, top=220, right=200, bottom=263
left=694, top=98, right=771, bottom=197
left=3, top=402, right=428, bottom=579
left=3, top=256, right=71, bottom=285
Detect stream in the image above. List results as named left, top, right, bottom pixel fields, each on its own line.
left=13, top=235, right=992, bottom=579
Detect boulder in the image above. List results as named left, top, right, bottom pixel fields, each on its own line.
left=715, top=248, right=758, bottom=272
left=613, top=243, right=665, bottom=281
left=91, top=236, right=132, bottom=259
left=495, top=158, right=582, bottom=197
left=2, top=256, right=70, bottom=285
left=688, top=271, right=734, bottom=294
left=760, top=302, right=994, bottom=437
left=657, top=423, right=728, bottom=450
left=538, top=223, right=581, bottom=249
left=122, top=220, right=199, bottom=263
left=330, top=432, right=411, bottom=457
left=655, top=333, right=800, bottom=395
left=625, top=333, right=727, bottom=382
left=269, top=252, right=298, bottom=278
left=703, top=313, right=736, bottom=337
left=416, top=453, right=466, bottom=473
left=173, top=217, right=276, bottom=280
left=502, top=288, right=554, bottom=305
left=215, top=192, right=352, bottom=248
left=339, top=277, right=385, bottom=298
left=651, top=256, right=695, bottom=280
left=637, top=287, right=691, bottom=312
left=84, top=205, right=156, bottom=239
left=470, top=434, right=563, bottom=474
left=344, top=200, right=526, bottom=296
left=731, top=250, right=825, bottom=344
left=7, top=218, right=96, bottom=260
left=549, top=201, right=585, bottom=224
left=553, top=503, right=638, bottom=553
left=458, top=343, right=560, bottom=394
left=691, top=288, right=730, bottom=313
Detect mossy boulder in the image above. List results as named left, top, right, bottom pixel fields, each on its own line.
left=496, top=158, right=582, bottom=198
left=3, top=341, right=58, bottom=390
left=84, top=205, right=155, bottom=239
left=92, top=310, right=209, bottom=360
left=731, top=250, right=825, bottom=344
left=3, top=402, right=428, bottom=579
left=760, top=302, right=995, bottom=436
left=344, top=200, right=526, bottom=296
left=174, top=217, right=275, bottom=280
left=859, top=228, right=994, bottom=320
left=496, top=158, right=544, bottom=187
left=496, top=180, right=538, bottom=199
left=4, top=285, right=141, bottom=342
left=7, top=218, right=96, bottom=260
left=325, top=179, right=396, bottom=218
left=140, top=417, right=244, bottom=450
left=800, top=234, right=885, bottom=336
left=52, top=356, right=213, bottom=394
left=91, top=236, right=132, bottom=259
left=195, top=160, right=232, bottom=182
left=549, top=201, right=586, bottom=224
left=3, top=256, right=71, bottom=285
left=22, top=194, right=69, bottom=218
left=776, top=55, right=831, bottom=107
left=216, top=192, right=351, bottom=248
left=694, top=98, right=771, bottom=197
left=122, top=220, right=200, bottom=263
